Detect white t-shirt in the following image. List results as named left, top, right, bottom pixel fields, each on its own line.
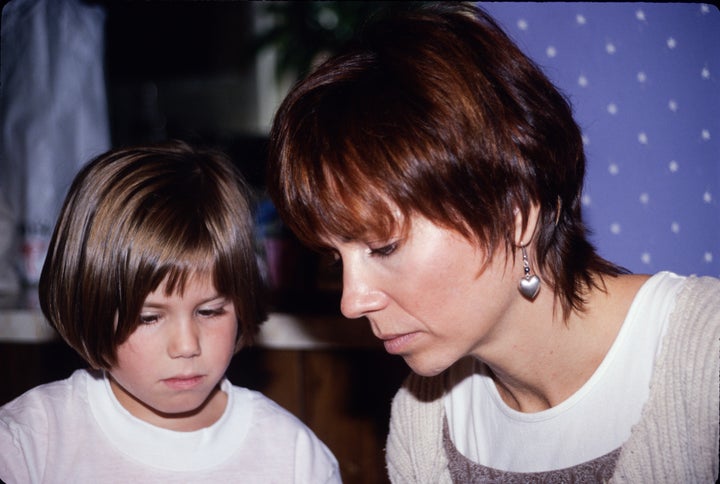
left=0, top=369, right=341, bottom=483
left=444, top=271, right=685, bottom=472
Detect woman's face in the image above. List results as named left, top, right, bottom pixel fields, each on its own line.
left=330, top=215, right=524, bottom=376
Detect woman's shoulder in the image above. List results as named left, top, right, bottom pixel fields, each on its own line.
left=651, top=272, right=720, bottom=340
left=679, top=273, right=720, bottom=306
left=663, top=273, right=720, bottom=346
left=615, top=273, right=719, bottom=482
left=624, top=270, right=720, bottom=304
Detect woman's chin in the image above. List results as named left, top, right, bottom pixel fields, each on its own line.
left=403, top=355, right=454, bottom=378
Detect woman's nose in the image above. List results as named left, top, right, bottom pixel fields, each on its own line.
left=340, top=261, right=387, bottom=319
left=168, top=319, right=201, bottom=358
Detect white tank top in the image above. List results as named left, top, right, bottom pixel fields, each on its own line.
left=444, top=271, right=685, bottom=472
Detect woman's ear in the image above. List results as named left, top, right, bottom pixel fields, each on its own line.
left=513, top=203, right=540, bottom=247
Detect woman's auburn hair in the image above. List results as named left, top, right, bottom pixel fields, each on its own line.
left=39, top=140, right=267, bottom=369
left=267, top=2, right=626, bottom=320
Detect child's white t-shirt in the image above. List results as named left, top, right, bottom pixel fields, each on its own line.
left=444, top=271, right=685, bottom=472
left=0, top=369, right=341, bottom=483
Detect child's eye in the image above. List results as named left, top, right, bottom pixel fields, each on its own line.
left=139, top=314, right=159, bottom=325
left=198, top=307, right=226, bottom=318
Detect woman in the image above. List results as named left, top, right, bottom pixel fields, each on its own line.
left=267, top=3, right=719, bottom=482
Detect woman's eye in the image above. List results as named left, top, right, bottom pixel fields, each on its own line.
left=369, top=242, right=398, bottom=257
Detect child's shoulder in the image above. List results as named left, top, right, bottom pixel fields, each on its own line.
left=223, top=382, right=339, bottom=478
left=0, top=368, right=92, bottom=466
left=225, top=383, right=318, bottom=438
left=227, top=384, right=300, bottom=422
left=1, top=369, right=91, bottom=420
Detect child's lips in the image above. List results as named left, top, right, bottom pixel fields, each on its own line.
left=162, top=375, right=204, bottom=390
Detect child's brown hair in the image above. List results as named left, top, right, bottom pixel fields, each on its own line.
left=39, top=140, right=266, bottom=368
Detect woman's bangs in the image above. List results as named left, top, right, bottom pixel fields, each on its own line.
left=293, top=168, right=401, bottom=250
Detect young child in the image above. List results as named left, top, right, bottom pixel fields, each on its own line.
left=0, top=141, right=341, bottom=482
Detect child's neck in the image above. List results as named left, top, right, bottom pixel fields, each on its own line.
left=109, top=377, right=228, bottom=432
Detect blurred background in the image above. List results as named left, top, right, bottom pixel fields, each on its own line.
left=0, top=2, right=718, bottom=482
left=0, top=1, right=717, bottom=306
left=480, top=2, right=720, bottom=279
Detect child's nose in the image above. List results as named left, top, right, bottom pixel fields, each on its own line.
left=168, top=319, right=201, bottom=358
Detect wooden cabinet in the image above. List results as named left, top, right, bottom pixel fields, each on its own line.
left=229, top=347, right=408, bottom=483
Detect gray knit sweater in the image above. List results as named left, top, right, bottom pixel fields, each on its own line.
left=386, top=276, right=720, bottom=483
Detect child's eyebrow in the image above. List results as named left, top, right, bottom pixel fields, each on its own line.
left=139, top=301, right=168, bottom=310
left=141, top=294, right=228, bottom=308
left=198, top=295, right=230, bottom=305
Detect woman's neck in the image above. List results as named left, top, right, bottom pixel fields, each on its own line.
left=477, top=273, right=649, bottom=412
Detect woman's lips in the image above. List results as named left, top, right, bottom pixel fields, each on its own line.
left=381, top=332, right=418, bottom=354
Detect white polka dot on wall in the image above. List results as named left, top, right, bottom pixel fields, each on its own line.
left=479, top=2, right=719, bottom=276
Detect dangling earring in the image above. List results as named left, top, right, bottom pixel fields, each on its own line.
left=518, top=245, right=540, bottom=300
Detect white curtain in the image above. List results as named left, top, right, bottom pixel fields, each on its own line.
left=0, top=0, right=110, bottom=288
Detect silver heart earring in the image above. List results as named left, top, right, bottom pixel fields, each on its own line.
left=518, top=245, right=540, bottom=300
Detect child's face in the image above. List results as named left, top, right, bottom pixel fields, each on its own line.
left=108, top=272, right=238, bottom=431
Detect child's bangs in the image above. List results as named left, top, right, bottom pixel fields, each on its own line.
left=160, top=254, right=215, bottom=297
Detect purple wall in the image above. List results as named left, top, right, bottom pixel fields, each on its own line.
left=479, top=2, right=719, bottom=277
